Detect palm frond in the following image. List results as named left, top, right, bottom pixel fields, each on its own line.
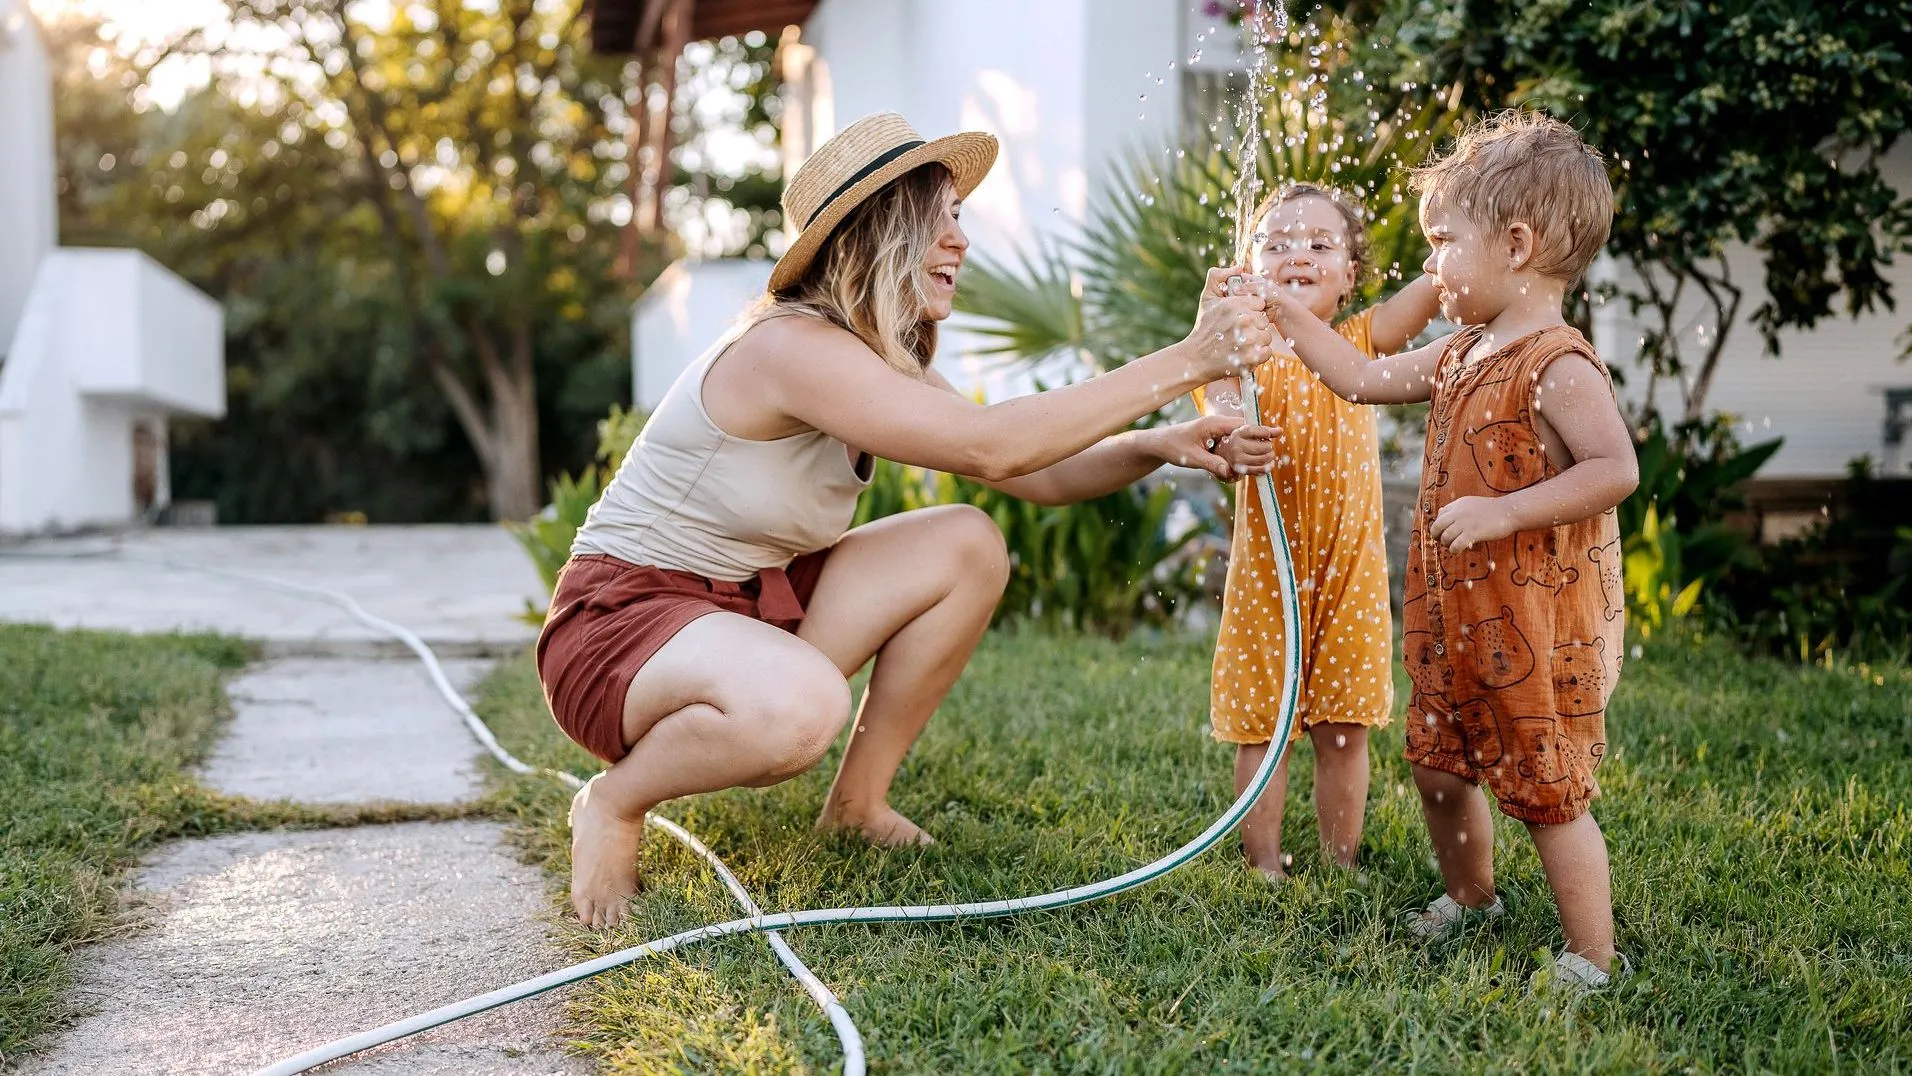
left=959, top=43, right=1460, bottom=376
left=953, top=239, right=1084, bottom=363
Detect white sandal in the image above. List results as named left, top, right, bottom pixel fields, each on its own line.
left=1542, top=950, right=1632, bottom=995
left=1401, top=892, right=1505, bottom=941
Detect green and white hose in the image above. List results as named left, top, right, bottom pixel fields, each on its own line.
left=248, top=346, right=1304, bottom=1075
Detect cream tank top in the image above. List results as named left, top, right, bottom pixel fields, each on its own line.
left=571, top=325, right=873, bottom=581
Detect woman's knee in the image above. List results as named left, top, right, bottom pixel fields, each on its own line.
left=928, top=503, right=1010, bottom=590
left=749, top=657, right=852, bottom=776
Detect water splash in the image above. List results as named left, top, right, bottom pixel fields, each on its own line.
left=1228, top=1, right=1291, bottom=267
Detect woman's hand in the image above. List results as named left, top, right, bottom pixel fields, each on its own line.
left=1143, top=414, right=1266, bottom=480
left=1185, top=267, right=1275, bottom=382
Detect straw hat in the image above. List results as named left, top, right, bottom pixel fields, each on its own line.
left=769, top=112, right=998, bottom=292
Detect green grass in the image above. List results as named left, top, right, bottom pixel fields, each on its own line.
left=0, top=624, right=475, bottom=1059
left=478, top=628, right=1912, bottom=1074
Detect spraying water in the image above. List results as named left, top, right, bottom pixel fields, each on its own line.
left=1229, top=1, right=1290, bottom=266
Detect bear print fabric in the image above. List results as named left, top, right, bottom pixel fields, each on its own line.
left=1401, top=324, right=1625, bottom=825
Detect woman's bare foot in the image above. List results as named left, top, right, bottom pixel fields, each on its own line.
left=817, top=802, right=936, bottom=847
left=569, top=776, right=645, bottom=929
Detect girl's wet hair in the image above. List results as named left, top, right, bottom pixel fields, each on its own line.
left=1243, top=182, right=1374, bottom=305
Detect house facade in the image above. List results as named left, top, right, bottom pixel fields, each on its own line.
left=0, top=0, right=225, bottom=535
left=1590, top=145, right=1912, bottom=482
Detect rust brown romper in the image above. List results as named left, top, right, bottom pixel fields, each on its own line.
left=1401, top=324, right=1625, bottom=825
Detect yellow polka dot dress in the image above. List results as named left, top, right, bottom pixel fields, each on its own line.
left=1195, top=308, right=1395, bottom=744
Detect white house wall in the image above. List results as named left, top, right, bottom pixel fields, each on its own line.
left=0, top=0, right=57, bottom=350
left=1594, top=143, right=1912, bottom=478
left=800, top=0, right=1090, bottom=261
left=1082, top=0, right=1186, bottom=212
left=631, top=257, right=773, bottom=411
left=0, top=251, right=224, bottom=534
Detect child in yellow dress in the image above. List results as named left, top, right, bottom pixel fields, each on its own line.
left=1195, top=184, right=1440, bottom=879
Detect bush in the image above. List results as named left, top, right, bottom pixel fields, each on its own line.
left=1617, top=415, right=1781, bottom=633
left=854, top=459, right=1219, bottom=639
left=508, top=404, right=647, bottom=613
left=1711, top=463, right=1912, bottom=665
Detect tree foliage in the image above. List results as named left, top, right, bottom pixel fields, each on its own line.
left=44, top=2, right=779, bottom=522
left=1359, top=0, right=1912, bottom=429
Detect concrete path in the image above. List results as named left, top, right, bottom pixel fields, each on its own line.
left=205, top=658, right=494, bottom=806
left=6, top=526, right=589, bottom=1075
left=0, top=525, right=544, bottom=656
left=20, top=825, right=585, bottom=1076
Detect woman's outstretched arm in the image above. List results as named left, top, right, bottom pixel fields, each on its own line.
left=916, top=367, right=1257, bottom=504
left=761, top=269, right=1274, bottom=482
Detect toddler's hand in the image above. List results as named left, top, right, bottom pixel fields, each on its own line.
left=1430, top=495, right=1516, bottom=550
left=1215, top=422, right=1281, bottom=478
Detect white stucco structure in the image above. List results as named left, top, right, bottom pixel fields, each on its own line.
left=631, top=257, right=773, bottom=410
left=0, top=0, right=56, bottom=350
left=636, top=0, right=1247, bottom=405
left=0, top=0, right=226, bottom=535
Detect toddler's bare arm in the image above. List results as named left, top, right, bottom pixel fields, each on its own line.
left=1520, top=353, right=1640, bottom=524
left=1255, top=276, right=1444, bottom=404
left=1366, top=275, right=1442, bottom=356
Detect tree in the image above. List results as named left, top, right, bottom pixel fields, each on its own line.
left=1360, top=0, right=1912, bottom=436
left=123, top=0, right=638, bottom=521
left=45, top=4, right=784, bottom=523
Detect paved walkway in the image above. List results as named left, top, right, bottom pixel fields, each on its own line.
left=0, top=525, right=543, bottom=655
left=4, top=525, right=587, bottom=1075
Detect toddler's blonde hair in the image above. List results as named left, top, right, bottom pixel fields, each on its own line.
left=1410, top=110, right=1612, bottom=285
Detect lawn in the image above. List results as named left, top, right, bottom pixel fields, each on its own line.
left=0, top=625, right=467, bottom=1060
left=477, top=627, right=1912, bottom=1074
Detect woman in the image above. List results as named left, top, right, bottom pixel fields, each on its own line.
left=539, top=111, right=1276, bottom=927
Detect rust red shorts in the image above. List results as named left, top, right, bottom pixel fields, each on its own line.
left=535, top=550, right=832, bottom=764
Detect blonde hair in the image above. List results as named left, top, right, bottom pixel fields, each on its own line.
left=1239, top=182, right=1373, bottom=309
left=1409, top=110, right=1613, bottom=285
left=741, top=163, right=953, bottom=376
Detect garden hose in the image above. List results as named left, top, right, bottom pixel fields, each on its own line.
left=246, top=342, right=1305, bottom=1075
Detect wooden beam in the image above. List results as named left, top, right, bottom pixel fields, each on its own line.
left=587, top=0, right=815, bottom=52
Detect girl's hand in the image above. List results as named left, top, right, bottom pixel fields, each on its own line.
left=1147, top=414, right=1253, bottom=480
left=1260, top=277, right=1323, bottom=336
left=1430, top=495, right=1516, bottom=550
left=1215, top=422, right=1282, bottom=478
